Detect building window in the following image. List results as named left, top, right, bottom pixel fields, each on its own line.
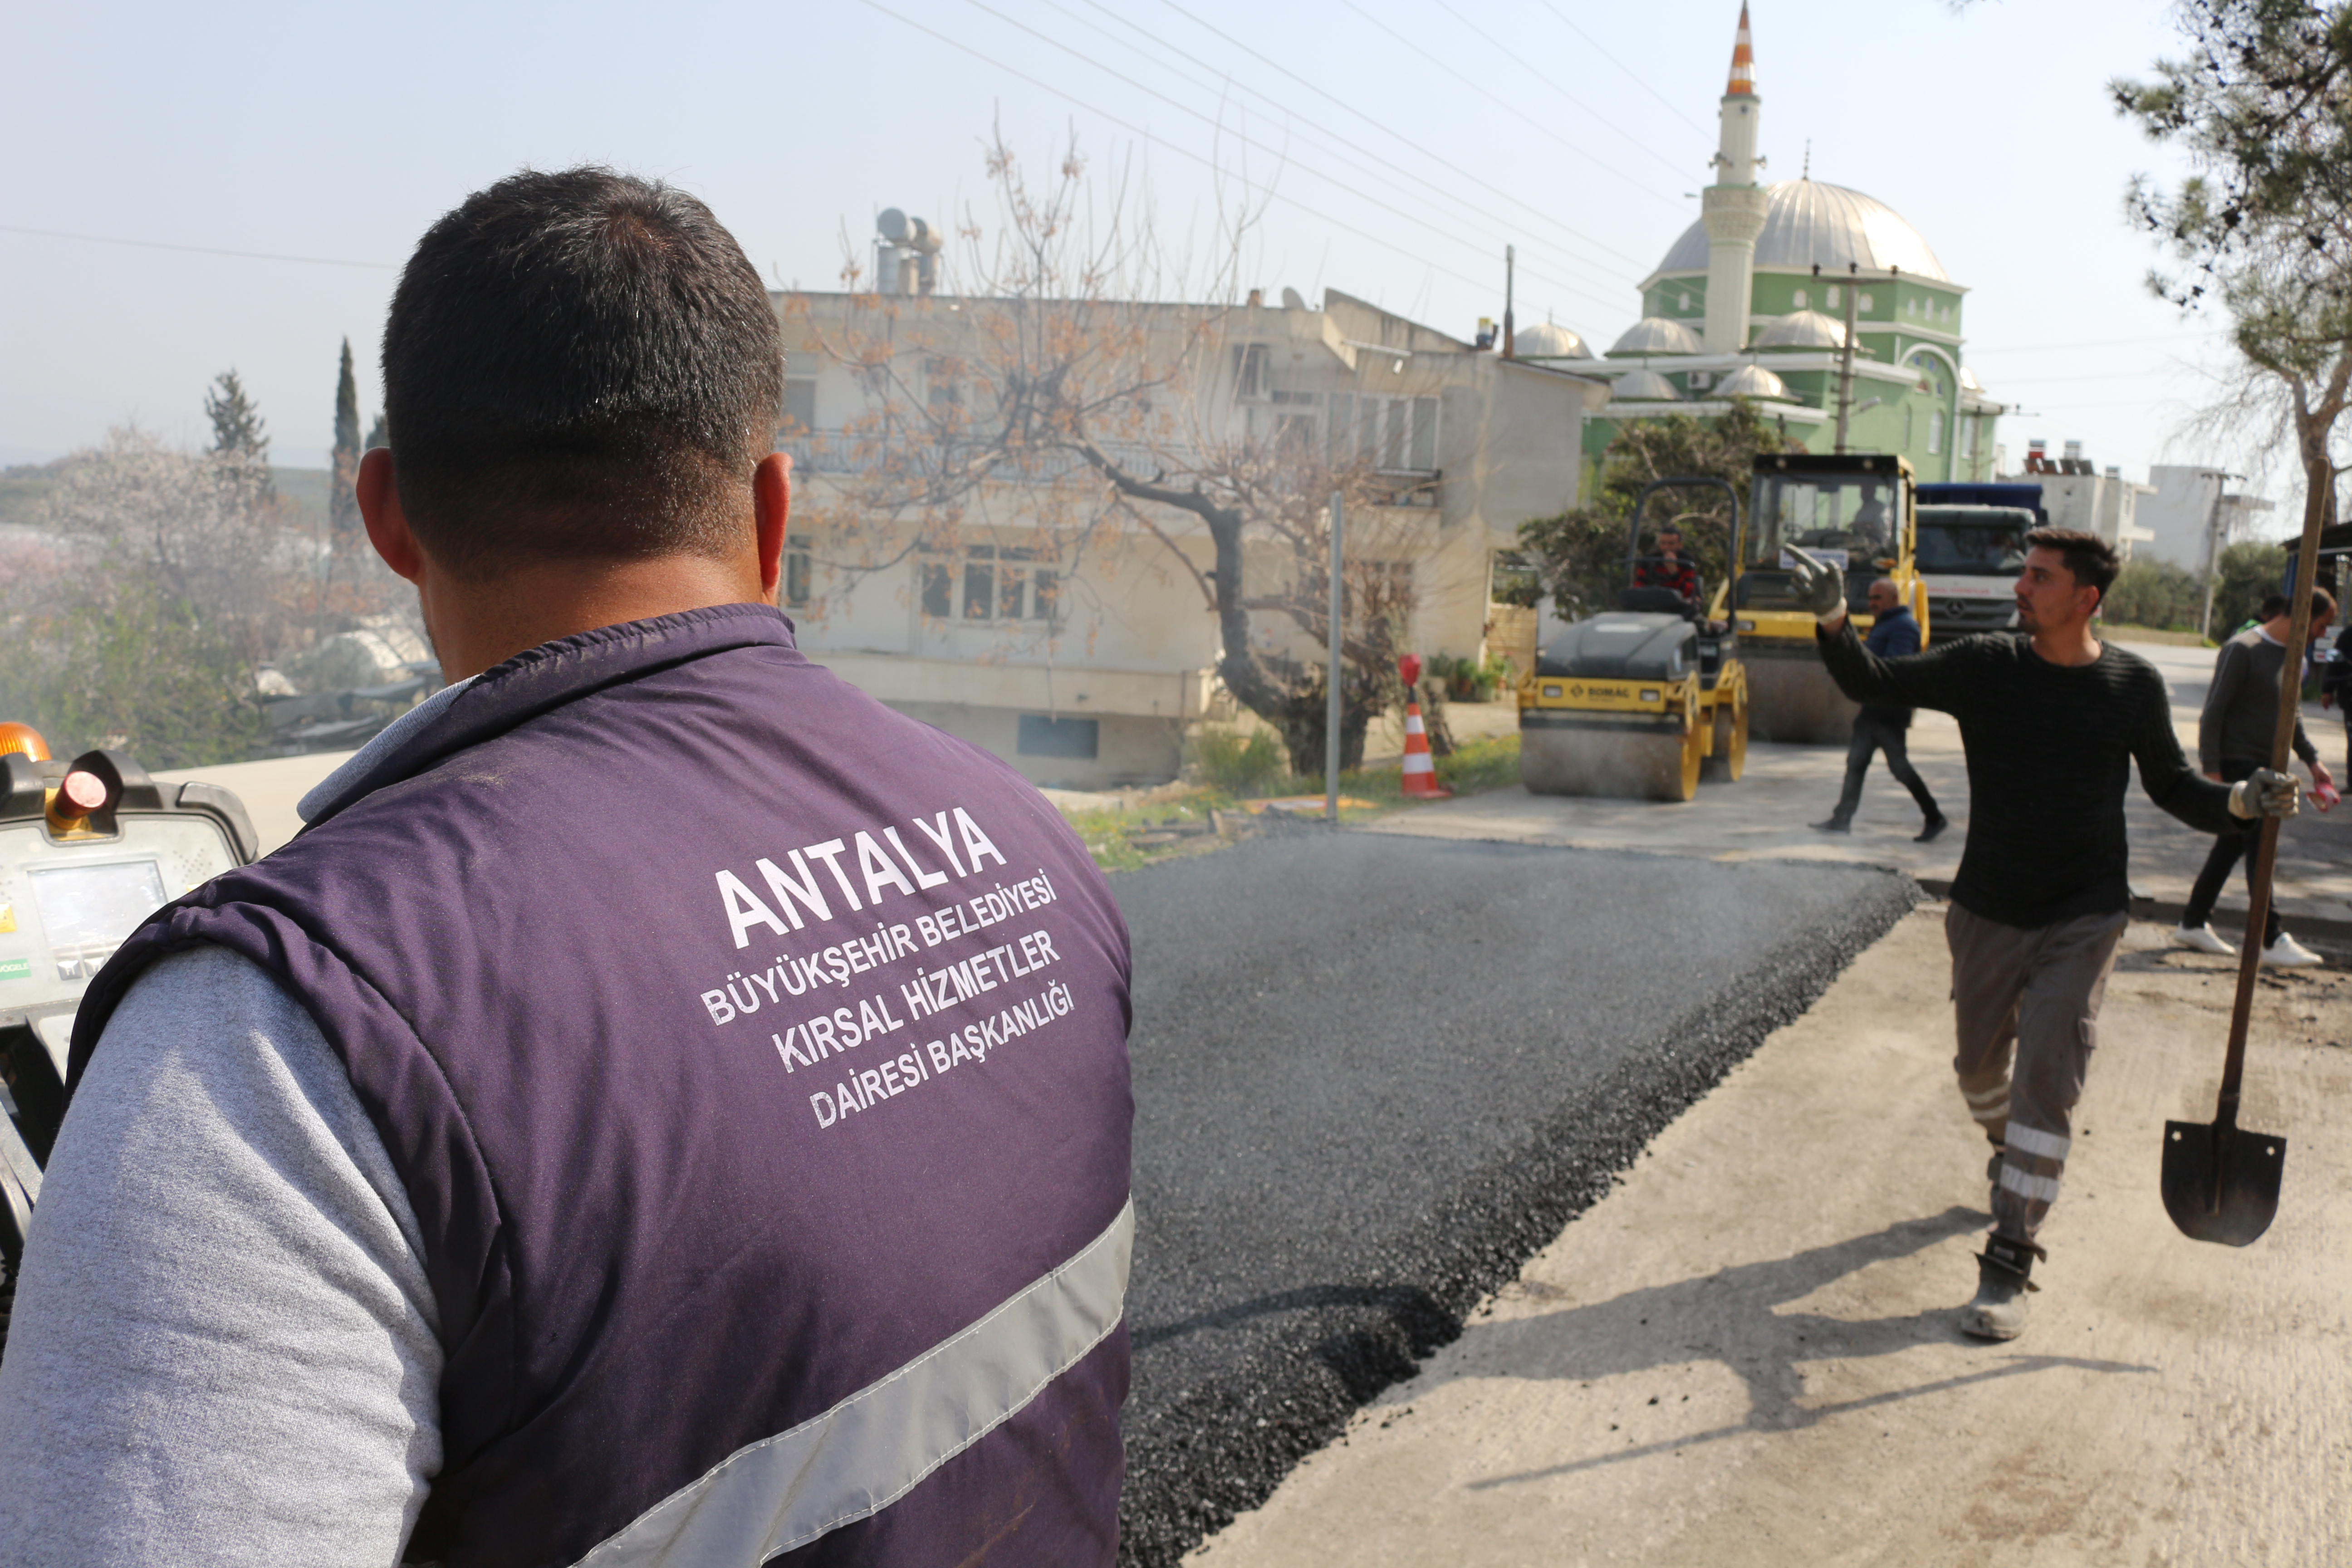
left=1903, top=406, right=1915, bottom=447
left=784, top=535, right=813, bottom=608
left=1859, top=292, right=1874, bottom=312
left=781, top=378, right=818, bottom=433
left=1018, top=715, right=1098, bottom=758
left=922, top=544, right=1060, bottom=624
left=1232, top=343, right=1271, bottom=400
left=1927, top=412, right=1944, bottom=456
left=1677, top=291, right=1692, bottom=311
left=1330, top=394, right=1439, bottom=470
left=1826, top=285, right=1841, bottom=308
left=1791, top=289, right=1808, bottom=310
left=1960, top=417, right=1978, bottom=459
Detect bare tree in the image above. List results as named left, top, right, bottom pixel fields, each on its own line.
left=1, top=426, right=413, bottom=762
left=784, top=132, right=1443, bottom=773
left=2118, top=1, right=2352, bottom=537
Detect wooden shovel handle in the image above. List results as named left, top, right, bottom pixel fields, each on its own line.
left=2215, top=489, right=2330, bottom=1127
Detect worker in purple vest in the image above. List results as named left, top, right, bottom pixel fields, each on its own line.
left=0, top=170, right=1137, bottom=1566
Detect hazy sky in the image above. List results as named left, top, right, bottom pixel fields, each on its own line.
left=3, top=0, right=2275, bottom=510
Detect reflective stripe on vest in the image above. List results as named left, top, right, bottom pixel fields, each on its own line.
left=574, top=1198, right=1135, bottom=1566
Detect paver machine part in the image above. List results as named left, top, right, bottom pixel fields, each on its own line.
left=1520, top=477, right=1747, bottom=802
left=1733, top=451, right=1925, bottom=744
left=0, top=734, right=258, bottom=1356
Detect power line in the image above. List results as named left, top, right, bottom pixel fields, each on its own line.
left=954, top=0, right=1628, bottom=314
left=1534, top=0, right=1715, bottom=139
left=1145, top=0, right=1659, bottom=275
left=1049, top=0, right=1645, bottom=289
left=865, top=1, right=1610, bottom=322
left=1430, top=0, right=1707, bottom=176
left=0, top=223, right=396, bottom=271
left=1336, top=0, right=1692, bottom=208
left=1967, top=328, right=2233, bottom=354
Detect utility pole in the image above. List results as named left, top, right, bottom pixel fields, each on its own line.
left=1502, top=246, right=1516, bottom=361
left=1325, top=491, right=1345, bottom=824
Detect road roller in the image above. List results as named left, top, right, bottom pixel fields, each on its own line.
left=0, top=724, right=258, bottom=1352
left=1519, top=477, right=1749, bottom=802
left=1733, top=451, right=1928, bottom=744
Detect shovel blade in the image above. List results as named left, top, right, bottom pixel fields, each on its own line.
left=2161, top=1120, right=2285, bottom=1246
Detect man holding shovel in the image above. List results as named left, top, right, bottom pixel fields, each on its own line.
left=1793, top=529, right=2300, bottom=1339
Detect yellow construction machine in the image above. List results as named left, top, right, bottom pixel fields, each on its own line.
left=1519, top=477, right=1748, bottom=802
left=1733, top=451, right=1928, bottom=743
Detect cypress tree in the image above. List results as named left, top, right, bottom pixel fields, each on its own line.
left=330, top=338, right=363, bottom=537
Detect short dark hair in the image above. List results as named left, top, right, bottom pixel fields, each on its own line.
left=2024, top=528, right=2119, bottom=603
left=382, top=167, right=784, bottom=578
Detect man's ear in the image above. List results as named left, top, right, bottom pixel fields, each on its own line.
left=752, top=451, right=792, bottom=600
left=358, top=448, right=427, bottom=584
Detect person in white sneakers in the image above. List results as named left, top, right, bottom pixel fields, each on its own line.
left=2174, top=588, right=2337, bottom=965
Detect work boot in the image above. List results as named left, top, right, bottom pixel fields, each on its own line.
left=1916, top=815, right=1949, bottom=843
left=1961, top=1234, right=2042, bottom=1342
left=1811, top=817, right=1852, bottom=834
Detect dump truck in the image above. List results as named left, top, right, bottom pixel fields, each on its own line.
left=1519, top=478, right=1749, bottom=802
left=1734, top=451, right=1924, bottom=743
left=0, top=726, right=257, bottom=1350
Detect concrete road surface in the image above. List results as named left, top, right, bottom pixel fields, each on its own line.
left=1111, top=833, right=1913, bottom=1565
left=1189, top=908, right=2352, bottom=1568
left=1375, top=636, right=2352, bottom=936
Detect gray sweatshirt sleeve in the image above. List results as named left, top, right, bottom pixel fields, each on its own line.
left=0, top=945, right=441, bottom=1567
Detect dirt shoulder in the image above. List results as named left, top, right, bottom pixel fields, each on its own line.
left=1189, top=908, right=2352, bottom=1568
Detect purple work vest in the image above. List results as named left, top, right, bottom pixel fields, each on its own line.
left=69, top=605, right=1136, bottom=1568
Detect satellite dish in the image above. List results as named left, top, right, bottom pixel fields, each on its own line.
left=1280, top=286, right=1306, bottom=310
left=877, top=207, right=910, bottom=242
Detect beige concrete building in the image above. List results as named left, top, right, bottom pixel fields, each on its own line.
left=770, top=285, right=1607, bottom=788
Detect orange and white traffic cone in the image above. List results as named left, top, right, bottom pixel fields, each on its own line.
left=1400, top=699, right=1451, bottom=799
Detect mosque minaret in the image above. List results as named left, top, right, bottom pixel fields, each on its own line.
left=1700, top=4, right=1768, bottom=354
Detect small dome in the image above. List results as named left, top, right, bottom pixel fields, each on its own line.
left=1612, top=368, right=1682, bottom=402
left=1515, top=322, right=1594, bottom=358
left=1717, top=363, right=1793, bottom=401
left=1609, top=317, right=1702, bottom=357
left=1752, top=309, right=1848, bottom=350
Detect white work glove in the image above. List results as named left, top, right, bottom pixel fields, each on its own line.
left=1785, top=547, right=1847, bottom=626
left=2228, top=767, right=2301, bottom=820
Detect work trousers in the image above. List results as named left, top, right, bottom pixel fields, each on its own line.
left=2181, top=757, right=2282, bottom=950
left=1945, top=903, right=2129, bottom=1245
left=1831, top=712, right=1940, bottom=825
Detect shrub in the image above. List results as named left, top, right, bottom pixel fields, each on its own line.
left=1191, top=727, right=1287, bottom=795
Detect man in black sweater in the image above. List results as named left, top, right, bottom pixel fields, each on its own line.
left=1793, top=528, right=2298, bottom=1341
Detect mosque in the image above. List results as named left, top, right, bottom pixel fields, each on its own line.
left=1517, top=5, right=2004, bottom=485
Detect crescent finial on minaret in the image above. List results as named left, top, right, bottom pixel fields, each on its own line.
left=1727, top=2, right=1755, bottom=96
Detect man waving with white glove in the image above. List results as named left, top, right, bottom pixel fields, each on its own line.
left=1797, top=528, right=2293, bottom=1341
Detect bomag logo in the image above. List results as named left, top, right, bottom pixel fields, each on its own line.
left=1569, top=685, right=1587, bottom=698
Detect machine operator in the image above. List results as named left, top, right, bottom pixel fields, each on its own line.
left=1634, top=524, right=1703, bottom=608
left=0, top=169, right=1137, bottom=1566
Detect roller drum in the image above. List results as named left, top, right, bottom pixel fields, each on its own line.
left=1521, top=723, right=1700, bottom=802
left=1741, top=645, right=1857, bottom=745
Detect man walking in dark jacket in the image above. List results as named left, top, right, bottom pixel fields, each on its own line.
left=1812, top=577, right=1946, bottom=840
left=2173, top=589, right=2337, bottom=963
left=1793, top=529, right=2297, bottom=1342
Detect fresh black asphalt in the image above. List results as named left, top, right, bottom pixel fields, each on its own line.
left=1111, top=829, right=1916, bottom=1566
